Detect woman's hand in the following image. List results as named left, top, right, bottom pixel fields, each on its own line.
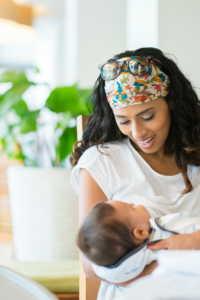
left=148, top=230, right=200, bottom=251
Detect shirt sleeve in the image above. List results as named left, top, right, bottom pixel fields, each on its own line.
left=70, top=149, right=112, bottom=200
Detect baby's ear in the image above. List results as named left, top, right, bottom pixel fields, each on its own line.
left=133, top=227, right=148, bottom=240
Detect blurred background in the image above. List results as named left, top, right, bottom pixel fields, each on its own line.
left=0, top=0, right=200, bottom=299
left=1, top=0, right=200, bottom=168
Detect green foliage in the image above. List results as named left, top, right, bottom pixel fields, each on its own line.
left=0, top=71, right=33, bottom=85
left=45, top=85, right=91, bottom=115
left=0, top=71, right=38, bottom=161
left=45, top=85, right=92, bottom=166
left=46, top=86, right=80, bottom=113
left=20, top=110, right=40, bottom=134
left=12, top=99, right=28, bottom=116
left=0, top=70, right=93, bottom=167
left=0, top=80, right=35, bottom=118
left=57, top=127, right=77, bottom=163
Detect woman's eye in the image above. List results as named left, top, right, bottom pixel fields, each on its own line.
left=120, top=120, right=130, bottom=125
left=143, top=114, right=155, bottom=121
left=119, top=114, right=155, bottom=125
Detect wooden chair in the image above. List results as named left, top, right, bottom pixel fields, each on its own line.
left=77, top=116, right=101, bottom=300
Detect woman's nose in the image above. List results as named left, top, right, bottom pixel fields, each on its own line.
left=131, top=122, right=148, bottom=140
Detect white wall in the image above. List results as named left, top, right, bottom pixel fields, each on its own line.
left=33, top=16, right=66, bottom=89
left=125, top=0, right=200, bottom=95
left=158, top=0, right=200, bottom=94
left=64, top=0, right=78, bottom=86
left=77, top=0, right=127, bottom=88
left=1, top=0, right=200, bottom=93
left=126, top=0, right=158, bottom=50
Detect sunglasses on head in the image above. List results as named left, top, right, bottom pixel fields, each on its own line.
left=98, top=56, right=153, bottom=81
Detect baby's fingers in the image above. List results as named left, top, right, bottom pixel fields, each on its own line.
left=147, top=240, right=168, bottom=250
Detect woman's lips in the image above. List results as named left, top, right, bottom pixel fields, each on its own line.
left=137, top=135, right=155, bottom=149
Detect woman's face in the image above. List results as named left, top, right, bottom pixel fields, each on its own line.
left=112, top=98, right=171, bottom=156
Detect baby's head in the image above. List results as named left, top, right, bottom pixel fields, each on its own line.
left=77, top=200, right=151, bottom=266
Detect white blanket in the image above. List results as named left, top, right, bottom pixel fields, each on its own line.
left=118, top=251, right=200, bottom=300
left=97, top=251, right=200, bottom=300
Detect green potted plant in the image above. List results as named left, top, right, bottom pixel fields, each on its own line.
left=0, top=70, right=92, bottom=166
left=0, top=70, right=92, bottom=261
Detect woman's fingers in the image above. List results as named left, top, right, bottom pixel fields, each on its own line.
left=148, top=233, right=200, bottom=251
left=147, top=239, right=169, bottom=250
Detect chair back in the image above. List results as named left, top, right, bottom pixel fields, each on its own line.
left=77, top=115, right=101, bottom=300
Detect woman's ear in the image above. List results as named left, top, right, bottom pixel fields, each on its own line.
left=133, top=227, right=149, bottom=240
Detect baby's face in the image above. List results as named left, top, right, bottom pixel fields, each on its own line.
left=109, top=200, right=151, bottom=231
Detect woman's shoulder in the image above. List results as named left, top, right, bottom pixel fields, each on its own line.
left=77, top=138, right=131, bottom=165
left=70, top=138, right=133, bottom=198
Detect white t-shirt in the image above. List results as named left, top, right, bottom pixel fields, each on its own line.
left=70, top=138, right=200, bottom=217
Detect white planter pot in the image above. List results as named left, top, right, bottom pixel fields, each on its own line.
left=7, top=167, right=79, bottom=261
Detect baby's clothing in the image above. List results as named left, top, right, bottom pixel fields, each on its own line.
left=92, top=211, right=200, bottom=284
left=150, top=211, right=199, bottom=241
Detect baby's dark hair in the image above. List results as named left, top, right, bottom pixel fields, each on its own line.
left=77, top=202, right=137, bottom=266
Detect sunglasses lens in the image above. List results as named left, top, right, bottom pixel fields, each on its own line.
left=102, top=62, right=120, bottom=80
left=129, top=57, right=148, bottom=75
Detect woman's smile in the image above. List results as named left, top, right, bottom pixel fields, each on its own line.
left=136, top=135, right=156, bottom=149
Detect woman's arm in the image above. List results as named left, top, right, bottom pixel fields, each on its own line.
left=79, top=168, right=107, bottom=278
left=79, top=168, right=158, bottom=285
left=148, top=230, right=200, bottom=250
left=79, top=167, right=107, bottom=225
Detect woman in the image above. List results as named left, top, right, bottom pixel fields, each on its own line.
left=70, top=47, right=200, bottom=287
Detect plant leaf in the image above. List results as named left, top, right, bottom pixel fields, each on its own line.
left=77, top=88, right=93, bottom=114
left=20, top=110, right=40, bottom=134
left=0, top=71, right=33, bottom=85
left=45, top=86, right=81, bottom=113
left=12, top=99, right=28, bottom=117
left=0, top=83, right=35, bottom=118
left=57, top=126, right=77, bottom=162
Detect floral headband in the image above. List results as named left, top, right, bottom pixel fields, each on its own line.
left=104, top=57, right=170, bottom=108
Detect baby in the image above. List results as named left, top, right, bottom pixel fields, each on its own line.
left=77, top=200, right=200, bottom=268
left=77, top=200, right=154, bottom=266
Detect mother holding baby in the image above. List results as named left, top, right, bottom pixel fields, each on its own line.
left=70, top=48, right=200, bottom=289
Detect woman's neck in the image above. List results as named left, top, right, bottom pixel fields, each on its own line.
left=130, top=138, right=181, bottom=176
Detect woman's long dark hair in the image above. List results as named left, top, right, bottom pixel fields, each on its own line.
left=70, top=47, right=200, bottom=194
